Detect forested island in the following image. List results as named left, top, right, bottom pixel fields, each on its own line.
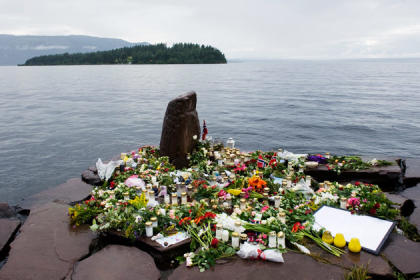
left=21, top=43, right=227, bottom=65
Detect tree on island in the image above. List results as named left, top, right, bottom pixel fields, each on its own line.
left=22, top=43, right=227, bottom=65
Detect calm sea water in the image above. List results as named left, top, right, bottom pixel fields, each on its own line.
left=1, top=59, right=420, bottom=204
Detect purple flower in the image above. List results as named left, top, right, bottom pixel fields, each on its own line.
left=307, top=154, right=328, bottom=164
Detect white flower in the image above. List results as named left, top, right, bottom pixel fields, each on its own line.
left=135, top=215, right=142, bottom=223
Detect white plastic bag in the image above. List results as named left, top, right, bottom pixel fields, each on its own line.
left=96, top=158, right=123, bottom=181
left=237, top=243, right=284, bottom=263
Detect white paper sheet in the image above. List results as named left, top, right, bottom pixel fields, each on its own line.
left=312, top=206, right=394, bottom=254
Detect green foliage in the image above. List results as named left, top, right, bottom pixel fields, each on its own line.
left=23, top=43, right=227, bottom=65
left=398, top=217, right=420, bottom=242
left=345, top=264, right=370, bottom=280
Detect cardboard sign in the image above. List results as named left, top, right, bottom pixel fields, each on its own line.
left=312, top=205, right=395, bottom=254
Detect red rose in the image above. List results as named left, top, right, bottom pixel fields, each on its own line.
left=211, top=238, right=219, bottom=248
left=289, top=209, right=293, bottom=213
left=110, top=181, right=116, bottom=189
left=355, top=181, right=360, bottom=186
left=369, top=208, right=377, bottom=215
left=374, top=203, right=380, bottom=209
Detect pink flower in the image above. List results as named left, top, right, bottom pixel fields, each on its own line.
left=348, top=197, right=360, bottom=207
left=261, top=206, right=269, bottom=213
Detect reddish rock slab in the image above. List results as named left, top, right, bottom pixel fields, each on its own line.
left=0, top=219, right=20, bottom=253
left=169, top=253, right=345, bottom=280
left=81, top=168, right=102, bottom=186
left=0, top=203, right=15, bottom=219
left=160, top=91, right=201, bottom=169
left=104, top=231, right=191, bottom=270
left=382, top=233, right=420, bottom=275
left=19, top=178, right=93, bottom=210
left=307, top=243, right=393, bottom=278
left=71, top=245, right=160, bottom=280
left=0, top=202, right=96, bottom=280
left=403, top=158, right=420, bottom=187
left=305, top=162, right=402, bottom=192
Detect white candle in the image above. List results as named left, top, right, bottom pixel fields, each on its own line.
left=340, top=197, right=347, bottom=209
left=172, top=193, right=178, bottom=206
left=181, top=192, right=187, bottom=205
left=306, top=175, right=311, bottom=186
left=164, top=194, right=170, bottom=204
left=151, top=217, right=158, bottom=228
left=234, top=221, right=241, bottom=233
left=222, top=230, right=229, bottom=242
left=123, top=192, right=130, bottom=201
left=279, top=212, right=286, bottom=224
left=274, top=196, right=281, bottom=208
left=160, top=208, right=166, bottom=216
left=145, top=222, right=153, bottom=237
left=268, top=231, right=277, bottom=248
left=240, top=198, right=246, bottom=210
left=148, top=191, right=155, bottom=203
left=240, top=233, right=248, bottom=248
left=277, top=231, right=285, bottom=249
left=231, top=232, right=240, bottom=248
left=216, top=224, right=223, bottom=239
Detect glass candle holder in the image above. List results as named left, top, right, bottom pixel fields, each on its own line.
left=222, top=230, right=229, bottom=242
left=171, top=193, right=178, bottom=206
left=268, top=231, right=277, bottom=248
left=226, top=137, right=235, bottom=149
left=226, top=197, right=232, bottom=208
left=277, top=231, right=285, bottom=249
left=145, top=221, right=153, bottom=237
left=231, top=232, right=240, bottom=248
left=263, top=187, right=270, bottom=194
left=216, top=224, right=223, bottom=239
left=150, top=217, right=158, bottom=228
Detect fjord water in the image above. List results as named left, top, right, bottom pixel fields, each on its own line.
left=1, top=59, right=420, bottom=204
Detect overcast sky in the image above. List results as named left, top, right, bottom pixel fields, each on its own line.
left=1, top=0, right=420, bottom=59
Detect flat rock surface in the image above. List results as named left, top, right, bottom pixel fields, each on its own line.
left=404, top=158, right=420, bottom=183
left=169, top=253, right=345, bottom=280
left=71, top=245, right=160, bottom=280
left=0, top=219, right=20, bottom=252
left=385, top=193, right=408, bottom=205
left=307, top=243, right=393, bottom=278
left=382, top=232, right=420, bottom=275
left=19, top=178, right=93, bottom=210
left=401, top=184, right=420, bottom=203
left=0, top=202, right=95, bottom=280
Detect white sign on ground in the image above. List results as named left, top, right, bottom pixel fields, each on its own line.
left=312, top=205, right=395, bottom=254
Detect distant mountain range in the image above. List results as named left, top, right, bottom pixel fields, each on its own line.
left=0, top=35, right=148, bottom=65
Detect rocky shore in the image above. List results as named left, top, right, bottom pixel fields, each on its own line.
left=1, top=158, right=420, bottom=280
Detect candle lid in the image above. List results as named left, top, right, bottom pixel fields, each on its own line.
left=216, top=224, right=222, bottom=229
left=240, top=233, right=248, bottom=240
left=150, top=217, right=157, bottom=222
left=277, top=231, right=284, bottom=238
left=149, top=190, right=155, bottom=195
left=264, top=187, right=270, bottom=192
left=181, top=192, right=187, bottom=196
left=234, top=221, right=241, bottom=226
left=240, top=198, right=246, bottom=203
left=263, top=192, right=269, bottom=197
left=234, top=205, right=239, bottom=209
left=232, top=232, right=239, bottom=237
left=341, top=197, right=347, bottom=201
left=274, top=195, right=280, bottom=200
left=279, top=211, right=286, bottom=217
left=212, top=205, right=218, bottom=210
left=269, top=231, right=276, bottom=236
left=145, top=221, right=152, bottom=226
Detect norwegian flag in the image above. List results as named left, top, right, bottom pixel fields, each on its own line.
left=257, top=155, right=267, bottom=168
left=202, top=120, right=208, bottom=140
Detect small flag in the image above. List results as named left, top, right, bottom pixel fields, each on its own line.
left=257, top=155, right=267, bottom=168
left=202, top=120, right=208, bottom=140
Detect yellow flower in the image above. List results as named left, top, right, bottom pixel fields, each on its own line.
left=227, top=189, right=242, bottom=196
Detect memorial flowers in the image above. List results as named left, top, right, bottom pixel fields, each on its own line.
left=70, top=140, right=400, bottom=272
